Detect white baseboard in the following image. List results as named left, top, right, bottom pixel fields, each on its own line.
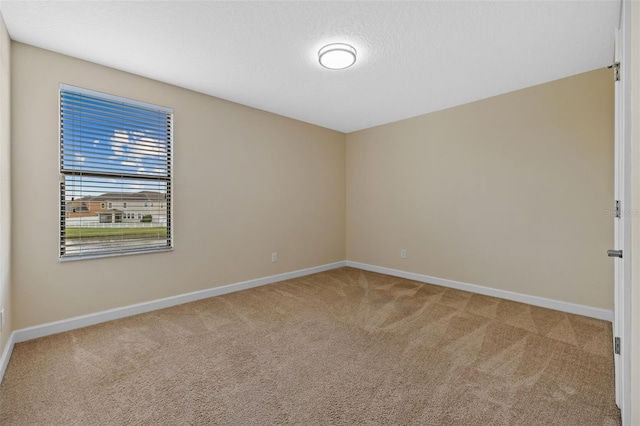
left=12, top=261, right=346, bottom=344
left=346, top=261, right=613, bottom=322
left=1, top=259, right=612, bottom=386
left=0, top=331, right=15, bottom=384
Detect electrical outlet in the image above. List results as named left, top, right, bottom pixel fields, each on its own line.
left=272, top=252, right=278, bottom=263
left=400, top=249, right=407, bottom=259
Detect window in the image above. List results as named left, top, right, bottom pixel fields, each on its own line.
left=60, top=85, right=173, bottom=259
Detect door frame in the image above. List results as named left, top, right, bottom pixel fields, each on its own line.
left=613, top=1, right=631, bottom=424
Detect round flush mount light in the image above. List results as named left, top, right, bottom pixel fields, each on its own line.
left=318, top=43, right=357, bottom=70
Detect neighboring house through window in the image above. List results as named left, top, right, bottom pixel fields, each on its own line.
left=60, top=84, right=173, bottom=259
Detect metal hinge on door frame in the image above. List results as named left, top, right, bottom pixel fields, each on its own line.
left=612, top=62, right=621, bottom=81
left=615, top=337, right=621, bottom=355
left=615, top=200, right=621, bottom=218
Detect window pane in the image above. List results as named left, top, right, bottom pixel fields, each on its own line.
left=60, top=86, right=172, bottom=259
left=60, top=91, right=171, bottom=179
left=61, top=176, right=171, bottom=258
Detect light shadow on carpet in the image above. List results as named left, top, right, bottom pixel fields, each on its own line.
left=0, top=268, right=621, bottom=425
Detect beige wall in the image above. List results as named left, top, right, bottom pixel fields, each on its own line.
left=9, top=42, right=616, bottom=326
left=0, top=14, right=11, bottom=357
left=11, top=43, right=346, bottom=329
left=347, top=69, right=614, bottom=310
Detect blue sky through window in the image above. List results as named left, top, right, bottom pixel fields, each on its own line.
left=61, top=90, right=171, bottom=201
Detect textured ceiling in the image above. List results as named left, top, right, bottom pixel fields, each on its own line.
left=0, top=0, right=620, bottom=133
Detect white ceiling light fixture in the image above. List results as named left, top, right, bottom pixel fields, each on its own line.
left=318, top=43, right=357, bottom=70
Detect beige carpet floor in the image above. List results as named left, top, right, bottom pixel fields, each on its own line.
left=0, top=267, right=621, bottom=425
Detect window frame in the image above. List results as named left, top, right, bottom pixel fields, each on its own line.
left=59, top=84, right=174, bottom=260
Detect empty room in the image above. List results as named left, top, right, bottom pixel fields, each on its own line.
left=0, top=1, right=638, bottom=425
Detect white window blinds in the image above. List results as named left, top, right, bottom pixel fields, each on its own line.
left=59, top=85, right=173, bottom=259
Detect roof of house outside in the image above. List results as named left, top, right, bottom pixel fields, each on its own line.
left=78, top=191, right=166, bottom=202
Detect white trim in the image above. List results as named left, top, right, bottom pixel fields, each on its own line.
left=12, top=261, right=346, bottom=344
left=2, top=258, right=613, bottom=387
left=346, top=261, right=613, bottom=322
left=0, top=331, right=15, bottom=384
left=617, top=1, right=632, bottom=422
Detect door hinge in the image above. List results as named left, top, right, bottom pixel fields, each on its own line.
left=615, top=200, right=621, bottom=218
left=614, top=337, right=621, bottom=355
left=614, top=62, right=621, bottom=82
